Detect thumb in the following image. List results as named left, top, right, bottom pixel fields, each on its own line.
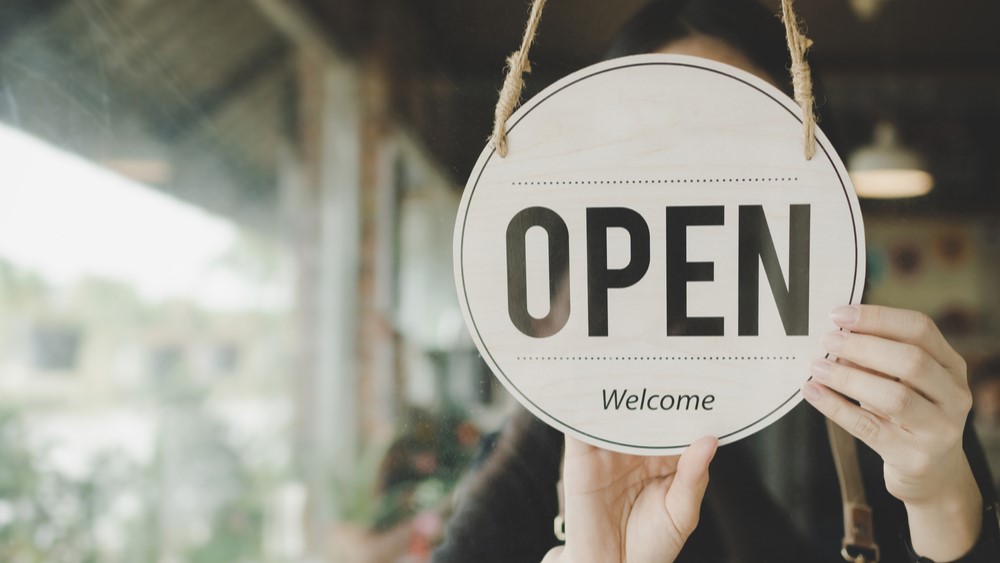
left=541, top=546, right=565, bottom=563
left=664, top=436, right=718, bottom=538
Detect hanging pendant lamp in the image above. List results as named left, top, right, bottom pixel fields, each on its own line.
left=848, top=121, right=934, bottom=199
left=849, top=0, right=891, bottom=22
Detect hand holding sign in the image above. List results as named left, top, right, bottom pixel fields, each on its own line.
left=542, top=436, right=718, bottom=563
left=803, top=305, right=983, bottom=561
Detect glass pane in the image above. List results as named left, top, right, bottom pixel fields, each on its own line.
left=3, top=1, right=999, bottom=562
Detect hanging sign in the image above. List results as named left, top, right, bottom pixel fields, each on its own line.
left=454, top=54, right=865, bottom=454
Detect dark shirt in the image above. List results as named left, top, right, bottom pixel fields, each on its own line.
left=433, top=404, right=999, bottom=563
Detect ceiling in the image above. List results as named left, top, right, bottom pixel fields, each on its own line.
left=303, top=0, right=1000, bottom=73
left=0, top=0, right=295, bottom=232
left=420, top=0, right=1000, bottom=73
left=301, top=0, right=1000, bottom=214
left=1, top=0, right=997, bottom=221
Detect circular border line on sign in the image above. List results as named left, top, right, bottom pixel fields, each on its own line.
left=456, top=54, right=864, bottom=453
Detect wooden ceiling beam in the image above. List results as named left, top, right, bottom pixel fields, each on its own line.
left=251, top=0, right=346, bottom=60
left=154, top=38, right=291, bottom=141
left=0, top=0, right=72, bottom=51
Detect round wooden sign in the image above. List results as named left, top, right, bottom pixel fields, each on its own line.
left=454, top=54, right=865, bottom=454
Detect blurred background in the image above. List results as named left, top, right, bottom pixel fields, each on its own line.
left=0, top=0, right=998, bottom=562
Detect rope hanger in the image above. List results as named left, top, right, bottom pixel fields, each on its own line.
left=490, top=0, right=550, bottom=158
left=490, top=0, right=817, bottom=160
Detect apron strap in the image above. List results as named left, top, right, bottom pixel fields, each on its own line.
left=827, top=418, right=881, bottom=563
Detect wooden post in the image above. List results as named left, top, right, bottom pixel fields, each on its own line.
left=287, top=43, right=363, bottom=558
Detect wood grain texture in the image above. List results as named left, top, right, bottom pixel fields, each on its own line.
left=454, top=54, right=865, bottom=455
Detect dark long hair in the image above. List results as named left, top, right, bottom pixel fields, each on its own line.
left=606, top=0, right=793, bottom=96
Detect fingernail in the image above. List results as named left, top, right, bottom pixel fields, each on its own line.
left=830, top=305, right=859, bottom=326
left=822, top=331, right=845, bottom=353
left=698, top=436, right=719, bottom=461
left=706, top=439, right=719, bottom=464
left=802, top=383, right=824, bottom=402
left=687, top=437, right=719, bottom=467
left=810, top=359, right=832, bottom=380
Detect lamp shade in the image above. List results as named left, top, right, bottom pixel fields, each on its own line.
left=848, top=121, right=934, bottom=199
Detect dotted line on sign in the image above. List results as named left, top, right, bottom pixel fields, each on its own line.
left=515, top=356, right=798, bottom=361
left=512, top=177, right=798, bottom=186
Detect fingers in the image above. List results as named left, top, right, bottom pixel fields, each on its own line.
left=830, top=305, right=962, bottom=370
left=809, top=359, right=942, bottom=429
left=822, top=330, right=953, bottom=401
left=563, top=435, right=596, bottom=459
left=541, top=546, right=565, bottom=563
left=813, top=306, right=977, bottom=506
left=803, top=381, right=904, bottom=457
left=664, top=436, right=717, bottom=538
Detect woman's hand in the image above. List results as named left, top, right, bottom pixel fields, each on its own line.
left=803, top=305, right=983, bottom=561
left=542, top=436, right=717, bottom=563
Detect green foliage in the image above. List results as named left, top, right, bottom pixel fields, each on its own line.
left=0, top=407, right=124, bottom=563
left=331, top=434, right=392, bottom=526
left=334, top=406, right=479, bottom=533
left=0, top=395, right=276, bottom=563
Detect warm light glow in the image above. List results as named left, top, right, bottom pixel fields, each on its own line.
left=849, top=169, right=935, bottom=199
left=848, top=121, right=934, bottom=199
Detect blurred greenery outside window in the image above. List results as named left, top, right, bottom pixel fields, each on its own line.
left=0, top=0, right=496, bottom=560
left=0, top=0, right=303, bottom=560
left=0, top=121, right=297, bottom=561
